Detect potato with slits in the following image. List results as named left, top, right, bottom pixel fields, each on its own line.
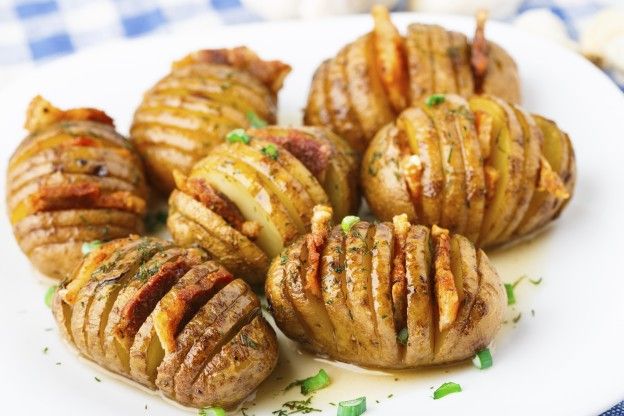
left=362, top=94, right=576, bottom=248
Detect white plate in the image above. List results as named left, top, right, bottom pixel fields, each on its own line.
left=1, top=12, right=623, bottom=416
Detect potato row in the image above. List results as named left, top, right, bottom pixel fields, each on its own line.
left=6, top=6, right=576, bottom=411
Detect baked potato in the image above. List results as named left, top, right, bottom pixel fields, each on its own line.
left=131, top=47, right=291, bottom=193
left=265, top=206, right=506, bottom=369
left=6, top=96, right=148, bottom=279
left=303, top=6, right=520, bottom=152
left=362, top=93, right=576, bottom=247
left=168, top=126, right=359, bottom=284
left=52, top=235, right=278, bottom=409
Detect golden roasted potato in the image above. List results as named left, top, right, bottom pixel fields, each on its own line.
left=6, top=96, right=148, bottom=279
left=304, top=6, right=521, bottom=151
left=131, top=47, right=291, bottom=193
left=265, top=207, right=506, bottom=368
left=167, top=126, right=359, bottom=284
left=362, top=94, right=576, bottom=248
left=52, top=236, right=277, bottom=409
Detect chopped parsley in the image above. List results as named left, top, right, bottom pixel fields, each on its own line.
left=261, top=144, right=279, bottom=160
left=226, top=128, right=251, bottom=144
left=241, top=334, right=259, bottom=350
left=81, top=240, right=102, bottom=255
left=426, top=94, right=445, bottom=107
left=272, top=396, right=320, bottom=415
left=44, top=285, right=57, bottom=308
left=397, top=327, right=408, bottom=346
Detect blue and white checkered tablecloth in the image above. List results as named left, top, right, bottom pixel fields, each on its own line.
left=0, top=1, right=622, bottom=414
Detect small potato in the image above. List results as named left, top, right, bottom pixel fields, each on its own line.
left=265, top=208, right=506, bottom=369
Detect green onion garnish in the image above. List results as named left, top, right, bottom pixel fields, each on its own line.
left=426, top=94, right=445, bottom=107
left=341, top=216, right=360, bottom=233
left=44, top=285, right=57, bottom=308
left=301, top=369, right=330, bottom=395
left=198, top=407, right=226, bottom=416
left=226, top=128, right=251, bottom=144
left=81, top=240, right=102, bottom=255
left=472, top=348, right=493, bottom=369
left=504, top=283, right=515, bottom=305
left=337, top=397, right=366, bottom=416
left=397, top=327, right=408, bottom=346
left=261, top=144, right=279, bottom=160
left=246, top=110, right=267, bottom=128
left=433, top=382, right=462, bottom=399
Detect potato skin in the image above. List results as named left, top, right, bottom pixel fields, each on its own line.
left=265, top=218, right=506, bottom=369
left=6, top=96, right=147, bottom=279
left=167, top=126, right=359, bottom=284
left=130, top=47, right=291, bottom=193
left=361, top=94, right=576, bottom=248
left=304, top=8, right=521, bottom=150
left=52, top=236, right=277, bottom=409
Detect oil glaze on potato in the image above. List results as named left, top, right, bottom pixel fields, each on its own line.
left=52, top=236, right=277, bottom=410
left=265, top=207, right=506, bottom=369
left=168, top=126, right=359, bottom=284
left=6, top=96, right=148, bottom=279
left=304, top=6, right=521, bottom=151
left=362, top=94, right=576, bottom=247
left=131, top=47, right=291, bottom=193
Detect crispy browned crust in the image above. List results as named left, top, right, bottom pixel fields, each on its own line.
left=7, top=96, right=148, bottom=279
left=265, top=215, right=506, bottom=369
left=52, top=237, right=277, bottom=409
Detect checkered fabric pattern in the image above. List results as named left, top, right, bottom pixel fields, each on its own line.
left=0, top=1, right=622, bottom=414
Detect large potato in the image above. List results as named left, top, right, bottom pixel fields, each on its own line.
left=131, top=47, right=291, bottom=193
left=362, top=94, right=576, bottom=248
left=265, top=207, right=506, bottom=369
left=53, top=236, right=277, bottom=409
left=167, top=126, right=359, bottom=284
left=304, top=5, right=521, bottom=151
left=6, top=96, right=148, bottom=279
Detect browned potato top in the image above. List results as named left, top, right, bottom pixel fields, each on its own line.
left=52, top=236, right=277, bottom=409
left=362, top=94, right=576, bottom=248
left=265, top=206, right=506, bottom=369
left=130, top=46, right=291, bottom=193
left=167, top=126, right=359, bottom=284
left=304, top=5, right=521, bottom=151
left=6, top=96, right=148, bottom=279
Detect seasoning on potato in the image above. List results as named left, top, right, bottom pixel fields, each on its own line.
left=167, top=126, right=359, bottom=284
left=265, top=206, right=507, bottom=369
left=303, top=5, right=521, bottom=152
left=52, top=236, right=278, bottom=409
left=361, top=94, right=576, bottom=247
left=6, top=96, right=148, bottom=279
left=131, top=46, right=292, bottom=193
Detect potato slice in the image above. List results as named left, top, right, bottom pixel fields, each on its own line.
left=428, top=25, right=458, bottom=94
left=404, top=225, right=434, bottom=366
left=344, top=34, right=395, bottom=149
left=405, top=24, right=434, bottom=104
left=469, top=96, right=525, bottom=246
left=304, top=60, right=333, bottom=127
left=168, top=191, right=268, bottom=284
left=431, top=225, right=459, bottom=332
left=481, top=42, right=521, bottom=104
left=194, top=154, right=300, bottom=256
left=447, top=32, right=474, bottom=97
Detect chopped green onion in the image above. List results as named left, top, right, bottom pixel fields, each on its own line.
left=337, top=397, right=366, bottom=416
left=504, top=283, right=515, bottom=305
left=246, top=110, right=267, bottom=128
left=433, top=382, right=462, bottom=399
left=261, top=144, right=279, bottom=160
left=44, top=285, right=57, bottom=308
left=341, top=216, right=360, bottom=233
left=397, top=327, right=408, bottom=346
left=81, top=240, right=102, bottom=255
left=226, top=128, right=250, bottom=144
left=426, top=94, right=445, bottom=107
left=300, top=369, right=330, bottom=395
left=472, top=348, right=493, bottom=369
left=198, top=407, right=226, bottom=416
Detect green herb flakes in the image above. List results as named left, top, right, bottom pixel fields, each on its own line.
left=261, top=144, right=279, bottom=160
left=426, top=94, right=445, bottom=107
left=44, top=285, right=57, bottom=308
left=226, top=128, right=251, bottom=144
left=246, top=111, right=268, bottom=128
left=341, top=216, right=360, bottom=233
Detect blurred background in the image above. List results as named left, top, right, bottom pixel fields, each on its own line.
left=0, top=0, right=622, bottom=90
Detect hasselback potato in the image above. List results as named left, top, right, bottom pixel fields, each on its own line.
left=6, top=96, right=148, bottom=279
left=362, top=93, right=576, bottom=247
left=304, top=6, right=520, bottom=152
left=168, top=126, right=359, bottom=284
left=265, top=206, right=506, bottom=369
left=52, top=236, right=277, bottom=409
left=131, top=46, right=291, bottom=193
